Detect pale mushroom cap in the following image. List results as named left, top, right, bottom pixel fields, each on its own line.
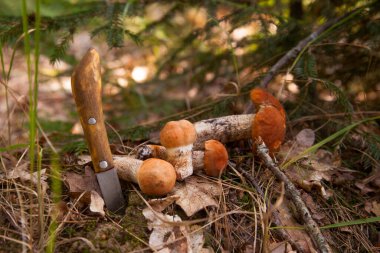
left=204, top=140, right=229, bottom=177
left=160, top=120, right=197, bottom=148
left=252, top=106, right=286, bottom=154
left=137, top=158, right=176, bottom=196
left=250, top=88, right=286, bottom=119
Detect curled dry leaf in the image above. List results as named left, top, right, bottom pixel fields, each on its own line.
left=148, top=195, right=180, bottom=212
left=63, top=166, right=104, bottom=216
left=282, top=147, right=337, bottom=199
left=170, top=176, right=222, bottom=217
left=89, top=191, right=105, bottom=216
left=6, top=163, right=49, bottom=193
left=142, top=208, right=205, bottom=252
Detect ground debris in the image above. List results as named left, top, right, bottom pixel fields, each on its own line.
left=63, top=166, right=105, bottom=216
left=170, top=176, right=223, bottom=217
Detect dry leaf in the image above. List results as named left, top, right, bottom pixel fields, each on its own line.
left=89, top=191, right=105, bottom=216
left=296, top=129, right=315, bottom=147
left=279, top=129, right=315, bottom=161
left=63, top=167, right=104, bottom=216
left=77, top=155, right=91, bottom=165
left=143, top=208, right=205, bottom=252
left=276, top=202, right=317, bottom=253
left=355, top=182, right=377, bottom=195
left=63, top=166, right=101, bottom=195
left=365, top=201, right=380, bottom=216
left=6, top=163, right=49, bottom=193
left=148, top=195, right=180, bottom=212
left=171, top=176, right=222, bottom=217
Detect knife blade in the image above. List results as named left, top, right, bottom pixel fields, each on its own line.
left=71, top=48, right=126, bottom=213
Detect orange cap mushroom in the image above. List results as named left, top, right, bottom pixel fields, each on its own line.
left=160, top=120, right=197, bottom=148
left=137, top=158, right=176, bottom=196
left=250, top=88, right=285, bottom=119
left=160, top=120, right=197, bottom=180
left=115, top=157, right=176, bottom=196
left=250, top=89, right=286, bottom=154
left=203, top=140, right=229, bottom=177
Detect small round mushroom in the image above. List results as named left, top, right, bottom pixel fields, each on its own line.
left=114, top=157, right=176, bottom=196
left=193, top=140, right=229, bottom=177
left=250, top=88, right=286, bottom=154
left=137, top=158, right=176, bottom=196
left=160, top=120, right=197, bottom=180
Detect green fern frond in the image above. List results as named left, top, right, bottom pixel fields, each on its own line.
left=317, top=79, right=353, bottom=113
left=294, top=52, right=318, bottom=79
left=0, top=18, right=23, bottom=44
left=50, top=29, right=74, bottom=65
left=106, top=14, right=125, bottom=48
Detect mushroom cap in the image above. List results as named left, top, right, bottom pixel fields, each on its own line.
left=137, top=158, right=177, bottom=196
left=204, top=140, right=229, bottom=177
left=160, top=120, right=197, bottom=148
left=252, top=106, right=286, bottom=154
left=250, top=88, right=285, bottom=119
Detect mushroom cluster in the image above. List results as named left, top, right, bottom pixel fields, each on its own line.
left=117, top=88, right=285, bottom=196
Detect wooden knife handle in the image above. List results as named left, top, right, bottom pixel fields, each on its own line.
left=71, top=48, right=114, bottom=173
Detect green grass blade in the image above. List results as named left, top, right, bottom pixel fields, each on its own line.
left=0, top=143, right=29, bottom=153
left=282, top=116, right=380, bottom=169
left=46, top=153, right=62, bottom=253
left=320, top=216, right=380, bottom=229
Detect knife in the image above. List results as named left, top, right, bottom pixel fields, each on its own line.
left=71, top=48, right=126, bottom=213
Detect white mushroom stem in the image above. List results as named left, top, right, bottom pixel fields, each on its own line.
left=193, top=114, right=254, bottom=149
left=166, top=144, right=193, bottom=180
left=137, top=146, right=201, bottom=166
left=113, top=156, right=143, bottom=183
left=192, top=151, right=204, bottom=171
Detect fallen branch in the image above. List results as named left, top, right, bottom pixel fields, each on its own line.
left=255, top=139, right=332, bottom=253
left=234, top=166, right=305, bottom=253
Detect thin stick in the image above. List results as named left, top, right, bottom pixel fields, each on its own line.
left=255, top=139, right=332, bottom=253
left=234, top=165, right=305, bottom=253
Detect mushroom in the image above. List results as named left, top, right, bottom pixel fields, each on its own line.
left=160, top=120, right=197, bottom=180
left=114, top=157, right=176, bottom=196
left=193, top=114, right=253, bottom=149
left=137, top=140, right=229, bottom=177
left=250, top=88, right=286, bottom=154
left=140, top=88, right=284, bottom=158
left=250, top=87, right=286, bottom=118
left=192, top=140, right=229, bottom=177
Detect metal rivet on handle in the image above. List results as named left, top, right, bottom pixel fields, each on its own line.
left=88, top=117, right=97, bottom=125
left=99, top=160, right=108, bottom=169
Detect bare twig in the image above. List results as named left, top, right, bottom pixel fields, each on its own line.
left=234, top=165, right=305, bottom=253
left=255, top=139, right=332, bottom=253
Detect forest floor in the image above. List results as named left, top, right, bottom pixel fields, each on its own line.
left=1, top=4, right=380, bottom=253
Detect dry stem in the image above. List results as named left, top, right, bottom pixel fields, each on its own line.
left=255, top=139, right=332, bottom=253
